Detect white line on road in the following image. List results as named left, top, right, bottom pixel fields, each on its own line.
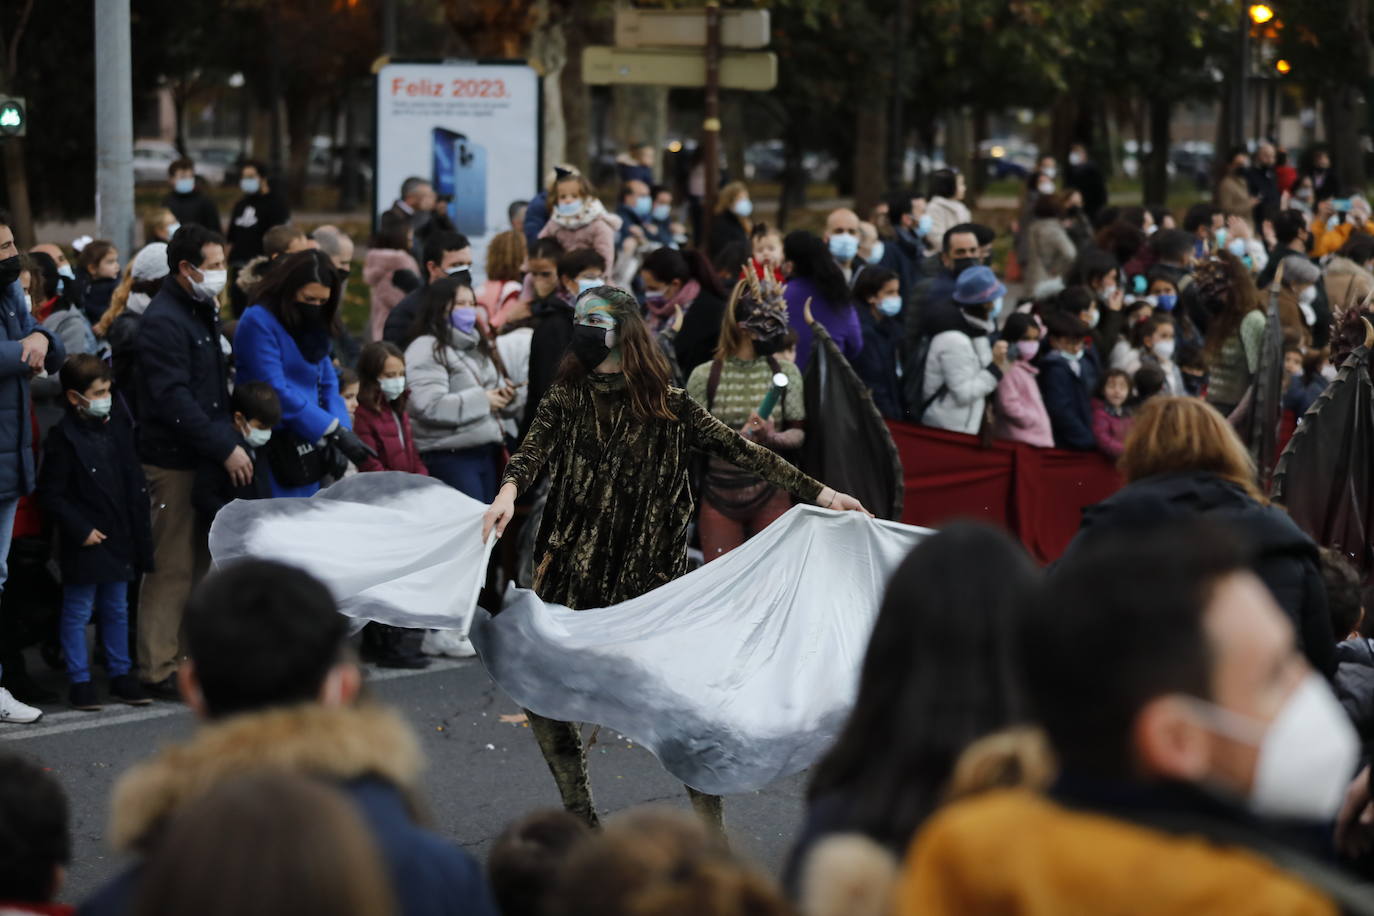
left=0, top=658, right=476, bottom=742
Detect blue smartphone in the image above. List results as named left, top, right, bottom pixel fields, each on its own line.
left=432, top=127, right=487, bottom=236
left=1334, top=198, right=1353, bottom=213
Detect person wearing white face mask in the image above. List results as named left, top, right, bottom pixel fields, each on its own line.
left=1117, top=314, right=1186, bottom=396
left=191, top=380, right=279, bottom=527
left=134, top=223, right=247, bottom=699
left=225, top=159, right=290, bottom=270
left=39, top=354, right=156, bottom=712
left=904, top=518, right=1358, bottom=915
left=921, top=265, right=1010, bottom=434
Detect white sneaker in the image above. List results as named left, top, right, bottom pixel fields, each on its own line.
left=0, top=687, right=42, bottom=724
left=421, top=630, right=477, bottom=659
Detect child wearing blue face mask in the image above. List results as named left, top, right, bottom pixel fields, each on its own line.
left=538, top=166, right=621, bottom=279
left=38, top=355, right=155, bottom=711
left=1036, top=309, right=1098, bottom=450
left=852, top=267, right=906, bottom=419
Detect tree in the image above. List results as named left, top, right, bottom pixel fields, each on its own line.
left=0, top=0, right=34, bottom=244
left=1273, top=0, right=1372, bottom=190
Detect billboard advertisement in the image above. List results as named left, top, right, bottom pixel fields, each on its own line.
left=375, top=62, right=541, bottom=283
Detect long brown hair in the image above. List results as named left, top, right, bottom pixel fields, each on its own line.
left=132, top=772, right=396, bottom=916
left=1199, top=252, right=1262, bottom=358
left=1118, top=396, right=1264, bottom=502
left=356, top=340, right=406, bottom=413
left=714, top=279, right=752, bottom=361
left=557, top=286, right=676, bottom=421
left=95, top=260, right=137, bottom=338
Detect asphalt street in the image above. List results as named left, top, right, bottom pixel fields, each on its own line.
left=0, top=656, right=808, bottom=905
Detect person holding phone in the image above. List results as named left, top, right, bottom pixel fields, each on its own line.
left=404, top=277, right=521, bottom=501
left=482, top=285, right=868, bottom=829
left=1312, top=194, right=1374, bottom=258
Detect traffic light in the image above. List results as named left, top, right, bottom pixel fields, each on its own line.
left=1275, top=59, right=1292, bottom=75
left=0, top=98, right=26, bottom=137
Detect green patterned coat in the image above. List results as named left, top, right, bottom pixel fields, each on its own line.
left=502, top=372, right=823, bottom=609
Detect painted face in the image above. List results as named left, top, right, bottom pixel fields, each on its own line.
left=575, top=295, right=618, bottom=332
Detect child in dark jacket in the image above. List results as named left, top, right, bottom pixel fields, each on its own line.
left=1036, top=310, right=1097, bottom=450
left=38, top=354, right=154, bottom=710
left=192, top=381, right=279, bottom=523
left=353, top=342, right=428, bottom=476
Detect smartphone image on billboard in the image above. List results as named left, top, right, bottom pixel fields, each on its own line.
left=432, top=127, right=487, bottom=237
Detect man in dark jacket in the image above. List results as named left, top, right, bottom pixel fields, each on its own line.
left=0, top=211, right=65, bottom=724
left=134, top=224, right=245, bottom=699
left=615, top=179, right=651, bottom=249
left=161, top=158, right=221, bottom=233
left=1065, top=144, right=1108, bottom=221
left=225, top=160, right=290, bottom=268
left=1036, top=310, right=1097, bottom=450
left=1247, top=142, right=1282, bottom=227
left=382, top=231, right=472, bottom=346
left=878, top=189, right=929, bottom=300
left=77, top=560, right=500, bottom=916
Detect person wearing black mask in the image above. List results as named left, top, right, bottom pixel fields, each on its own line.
left=908, top=223, right=982, bottom=344
left=233, top=249, right=373, bottom=498
left=482, top=285, right=868, bottom=830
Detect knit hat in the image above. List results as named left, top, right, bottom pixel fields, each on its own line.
left=952, top=265, right=1006, bottom=306
left=131, top=243, right=170, bottom=282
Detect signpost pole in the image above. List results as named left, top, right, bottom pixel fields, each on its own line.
left=702, top=2, right=722, bottom=255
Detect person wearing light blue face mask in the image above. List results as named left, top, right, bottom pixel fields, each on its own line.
left=824, top=208, right=864, bottom=285
left=162, top=157, right=224, bottom=236
left=920, top=265, right=1011, bottom=434
left=852, top=268, right=906, bottom=419
left=1037, top=309, right=1098, bottom=450
left=644, top=186, right=678, bottom=249
left=708, top=181, right=754, bottom=258
left=226, top=159, right=290, bottom=269
left=542, top=166, right=622, bottom=278
left=616, top=178, right=653, bottom=250
left=878, top=190, right=929, bottom=299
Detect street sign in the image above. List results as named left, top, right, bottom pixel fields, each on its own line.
left=583, top=47, right=777, bottom=91
left=614, top=8, right=770, bottom=49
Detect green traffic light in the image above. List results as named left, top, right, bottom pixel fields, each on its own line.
left=0, top=107, right=21, bottom=130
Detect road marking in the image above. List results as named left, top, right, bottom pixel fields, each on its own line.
left=0, top=658, right=476, bottom=742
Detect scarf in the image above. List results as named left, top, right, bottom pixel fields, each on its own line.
left=646, top=279, right=700, bottom=334
left=550, top=196, right=609, bottom=232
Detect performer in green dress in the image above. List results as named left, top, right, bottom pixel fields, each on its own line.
left=483, top=285, right=866, bottom=827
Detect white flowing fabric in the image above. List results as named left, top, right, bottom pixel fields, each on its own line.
left=208, top=473, right=493, bottom=632
left=209, top=473, right=930, bottom=794
left=471, top=504, right=930, bottom=794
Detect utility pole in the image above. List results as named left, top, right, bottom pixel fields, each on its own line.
left=94, top=0, right=134, bottom=260
left=701, top=1, right=721, bottom=255
left=887, top=0, right=908, bottom=189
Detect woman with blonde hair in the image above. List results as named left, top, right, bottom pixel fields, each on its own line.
left=1062, top=395, right=1335, bottom=676
left=709, top=181, right=752, bottom=258
left=479, top=229, right=528, bottom=329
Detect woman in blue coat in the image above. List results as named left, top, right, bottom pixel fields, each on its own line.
left=234, top=250, right=372, bottom=497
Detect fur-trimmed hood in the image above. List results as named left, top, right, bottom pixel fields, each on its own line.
left=235, top=254, right=271, bottom=295
left=109, top=703, right=424, bottom=854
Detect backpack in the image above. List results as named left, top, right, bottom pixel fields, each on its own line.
left=900, top=333, right=947, bottom=423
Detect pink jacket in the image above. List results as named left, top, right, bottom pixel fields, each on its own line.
left=1091, top=398, right=1133, bottom=458
left=538, top=212, right=622, bottom=275
left=994, top=361, right=1054, bottom=448
left=363, top=247, right=420, bottom=342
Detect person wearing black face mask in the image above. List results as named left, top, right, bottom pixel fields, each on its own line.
left=234, top=249, right=372, bottom=498
left=482, top=285, right=869, bottom=830
left=907, top=224, right=982, bottom=348
left=686, top=268, right=807, bottom=563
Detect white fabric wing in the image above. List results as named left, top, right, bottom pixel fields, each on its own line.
left=208, top=473, right=492, bottom=632
left=471, top=505, right=929, bottom=794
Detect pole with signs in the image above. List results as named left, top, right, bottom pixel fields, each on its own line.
left=702, top=2, right=722, bottom=255
left=94, top=0, right=135, bottom=261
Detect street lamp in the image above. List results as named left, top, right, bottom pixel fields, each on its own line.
left=1249, top=4, right=1274, bottom=25
left=1275, top=59, right=1292, bottom=75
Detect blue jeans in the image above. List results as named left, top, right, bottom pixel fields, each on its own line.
left=60, top=581, right=132, bottom=684
left=422, top=444, right=501, bottom=503
left=0, top=496, right=20, bottom=682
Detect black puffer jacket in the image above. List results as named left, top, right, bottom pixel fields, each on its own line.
left=1063, top=471, right=1335, bottom=678
left=1336, top=639, right=1374, bottom=745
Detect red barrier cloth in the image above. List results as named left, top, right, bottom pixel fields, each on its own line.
left=886, top=421, right=1124, bottom=563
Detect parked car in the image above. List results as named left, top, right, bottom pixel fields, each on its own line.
left=133, top=140, right=226, bottom=186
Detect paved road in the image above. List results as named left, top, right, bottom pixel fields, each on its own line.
left=0, top=657, right=808, bottom=905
